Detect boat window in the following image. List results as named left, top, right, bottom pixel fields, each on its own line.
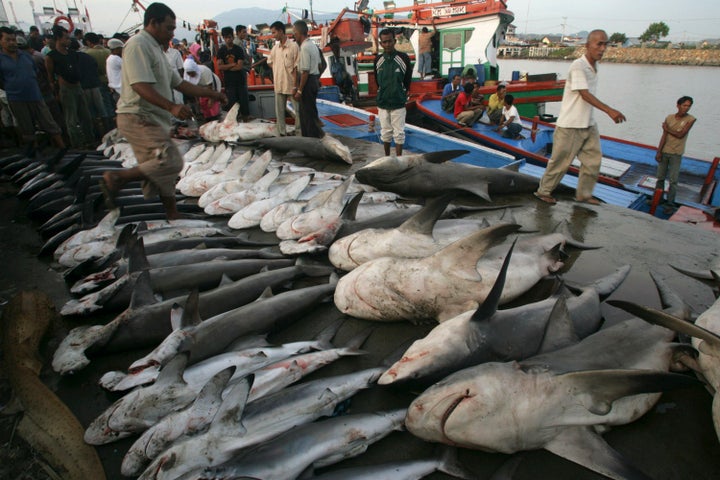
left=442, top=30, right=474, bottom=51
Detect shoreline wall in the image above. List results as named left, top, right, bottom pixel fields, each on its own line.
left=502, top=47, right=720, bottom=66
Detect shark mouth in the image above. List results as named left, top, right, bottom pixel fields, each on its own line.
left=438, top=389, right=474, bottom=445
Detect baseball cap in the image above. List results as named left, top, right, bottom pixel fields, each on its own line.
left=171, top=38, right=180, bottom=45
left=16, top=36, right=28, bottom=47
left=107, top=38, right=124, bottom=49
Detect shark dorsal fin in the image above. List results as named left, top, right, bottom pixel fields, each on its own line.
left=180, top=289, right=202, bottom=327
left=323, top=175, right=354, bottom=210
left=499, top=208, right=518, bottom=225
left=135, top=221, right=149, bottom=234
left=218, top=274, right=234, bottom=287
left=537, top=296, right=579, bottom=353
left=170, top=303, right=184, bottom=331
left=472, top=239, right=517, bottom=321
left=341, top=192, right=364, bottom=221
left=127, top=237, right=150, bottom=273
left=257, top=286, right=274, bottom=300
left=398, top=194, right=454, bottom=235
left=210, top=374, right=255, bottom=435
left=129, top=270, right=157, bottom=309
left=420, top=150, right=470, bottom=164
left=115, top=223, right=136, bottom=250
left=186, top=366, right=235, bottom=426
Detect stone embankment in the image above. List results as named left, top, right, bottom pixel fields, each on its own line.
left=575, top=47, right=720, bottom=66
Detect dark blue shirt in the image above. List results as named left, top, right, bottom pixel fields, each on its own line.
left=0, top=50, right=42, bottom=102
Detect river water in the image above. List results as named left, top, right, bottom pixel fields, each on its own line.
left=498, top=59, right=719, bottom=160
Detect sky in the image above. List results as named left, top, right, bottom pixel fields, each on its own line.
left=5, top=0, right=720, bottom=41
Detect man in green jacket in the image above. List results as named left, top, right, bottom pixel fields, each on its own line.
left=374, top=29, right=412, bottom=155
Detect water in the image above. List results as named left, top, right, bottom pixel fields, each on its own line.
left=498, top=59, right=719, bottom=160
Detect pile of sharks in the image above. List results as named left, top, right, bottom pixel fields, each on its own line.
left=2, top=129, right=720, bottom=480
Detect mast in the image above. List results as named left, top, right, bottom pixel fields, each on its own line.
left=0, top=0, right=10, bottom=26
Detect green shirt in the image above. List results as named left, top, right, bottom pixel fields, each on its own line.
left=117, top=30, right=182, bottom=131
left=85, top=45, right=110, bottom=84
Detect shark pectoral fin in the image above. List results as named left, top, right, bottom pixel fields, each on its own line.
left=537, top=297, right=579, bottom=354
left=607, top=301, right=720, bottom=356
left=564, top=369, right=701, bottom=416
left=545, top=427, right=652, bottom=480
left=461, top=181, right=492, bottom=202
left=398, top=194, right=455, bottom=236
left=421, top=150, right=470, bottom=164
left=432, top=223, right=521, bottom=276
left=155, top=353, right=189, bottom=387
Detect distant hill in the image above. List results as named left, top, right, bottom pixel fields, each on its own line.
left=213, top=7, right=338, bottom=31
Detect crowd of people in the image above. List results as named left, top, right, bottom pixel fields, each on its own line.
left=1, top=12, right=695, bottom=216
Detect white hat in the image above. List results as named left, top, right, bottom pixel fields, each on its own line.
left=183, top=57, right=201, bottom=85
left=108, top=38, right=124, bottom=49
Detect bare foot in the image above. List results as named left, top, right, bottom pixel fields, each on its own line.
left=102, top=171, right=122, bottom=192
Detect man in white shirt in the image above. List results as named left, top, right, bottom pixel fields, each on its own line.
left=495, top=94, right=523, bottom=139
left=267, top=20, right=298, bottom=136
left=534, top=30, right=626, bottom=205
left=163, top=38, right=184, bottom=104
left=106, top=38, right=124, bottom=106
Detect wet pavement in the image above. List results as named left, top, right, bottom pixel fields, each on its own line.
left=1, top=139, right=720, bottom=479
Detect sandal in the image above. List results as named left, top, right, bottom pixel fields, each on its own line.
left=533, top=192, right=557, bottom=205
left=576, top=197, right=601, bottom=205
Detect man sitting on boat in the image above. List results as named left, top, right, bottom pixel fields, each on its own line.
left=486, top=83, right=507, bottom=125
left=495, top=94, right=523, bottom=140
left=454, top=82, right=484, bottom=127
left=441, top=74, right=462, bottom=112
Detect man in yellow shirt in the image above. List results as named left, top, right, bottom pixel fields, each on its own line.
left=487, top=84, right=506, bottom=125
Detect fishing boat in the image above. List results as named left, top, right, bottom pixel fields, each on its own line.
left=414, top=94, right=720, bottom=216
left=246, top=0, right=563, bottom=116
left=314, top=98, right=643, bottom=209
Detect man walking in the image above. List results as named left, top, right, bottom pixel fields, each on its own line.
left=0, top=27, right=65, bottom=149
left=534, top=29, right=626, bottom=205
left=101, top=2, right=226, bottom=220
left=374, top=28, right=411, bottom=155
left=292, top=20, right=324, bottom=138
left=267, top=21, right=298, bottom=136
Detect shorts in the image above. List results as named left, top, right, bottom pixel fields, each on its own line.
left=117, top=113, right=183, bottom=198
